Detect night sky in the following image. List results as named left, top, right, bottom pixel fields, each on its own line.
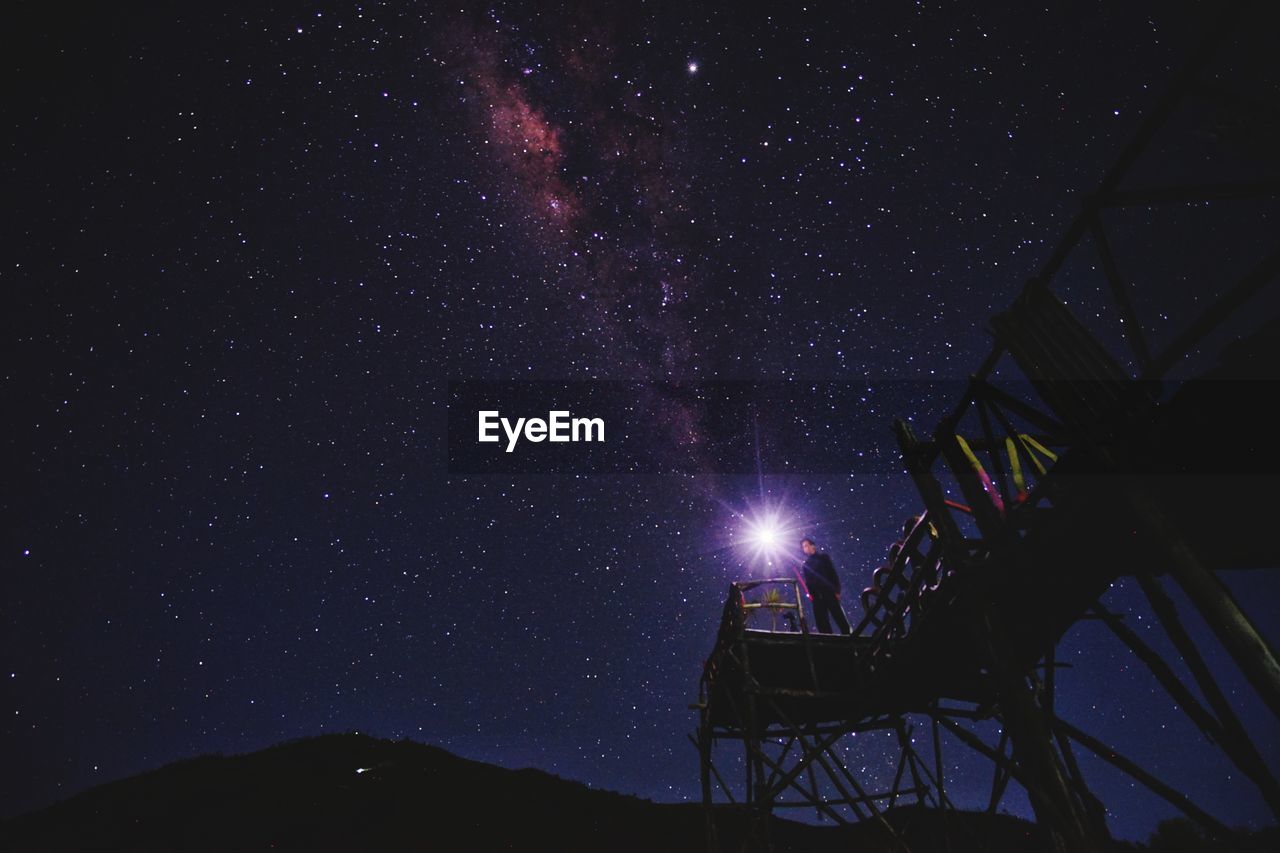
left=4, top=0, right=1278, bottom=840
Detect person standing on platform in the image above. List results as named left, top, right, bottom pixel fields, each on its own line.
left=800, top=538, right=851, bottom=634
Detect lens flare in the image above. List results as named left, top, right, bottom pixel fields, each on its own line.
left=735, top=501, right=805, bottom=569
left=745, top=514, right=781, bottom=550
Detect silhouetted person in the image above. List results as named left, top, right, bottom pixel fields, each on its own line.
left=800, top=538, right=851, bottom=635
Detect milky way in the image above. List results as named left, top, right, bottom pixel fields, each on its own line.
left=438, top=10, right=723, bottom=473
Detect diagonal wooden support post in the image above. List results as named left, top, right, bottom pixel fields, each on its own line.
left=1121, top=481, right=1280, bottom=724
left=1055, top=717, right=1236, bottom=841
left=894, top=718, right=930, bottom=808
left=1132, top=573, right=1280, bottom=820
left=979, top=613, right=1099, bottom=853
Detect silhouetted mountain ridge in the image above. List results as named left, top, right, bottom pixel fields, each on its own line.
left=2, top=733, right=1272, bottom=852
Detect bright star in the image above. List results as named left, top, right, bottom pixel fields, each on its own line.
left=687, top=61, right=699, bottom=74
left=745, top=515, right=781, bottom=550
left=734, top=499, right=805, bottom=570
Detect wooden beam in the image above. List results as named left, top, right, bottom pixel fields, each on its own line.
left=1032, top=1, right=1242, bottom=287
left=1055, top=717, right=1235, bottom=840
left=987, top=729, right=1012, bottom=814
left=1134, top=574, right=1280, bottom=819
left=1122, top=483, right=1280, bottom=723
left=974, top=380, right=1068, bottom=437
left=1091, top=602, right=1223, bottom=742
left=934, top=714, right=1072, bottom=832
left=1146, top=245, right=1280, bottom=379
left=1088, top=214, right=1153, bottom=374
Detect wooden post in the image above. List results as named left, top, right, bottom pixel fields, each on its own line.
left=894, top=419, right=969, bottom=568
left=1055, top=717, right=1235, bottom=840
left=987, top=730, right=1011, bottom=814
left=1092, top=602, right=1222, bottom=739
left=696, top=722, right=719, bottom=853
left=1088, top=213, right=1153, bottom=374
left=1133, top=573, right=1280, bottom=819
left=980, top=614, right=1097, bottom=853
left=937, top=428, right=1006, bottom=538
left=742, top=665, right=769, bottom=848
left=934, top=714, right=1071, bottom=829
left=895, top=718, right=929, bottom=808
left=1034, top=666, right=1111, bottom=843
left=887, top=745, right=909, bottom=809
left=1122, top=481, right=1280, bottom=723
left=931, top=704, right=949, bottom=837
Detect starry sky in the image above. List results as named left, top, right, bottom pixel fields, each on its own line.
left=4, top=0, right=1278, bottom=840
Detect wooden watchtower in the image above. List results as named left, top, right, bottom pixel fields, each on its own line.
left=694, top=5, right=1280, bottom=850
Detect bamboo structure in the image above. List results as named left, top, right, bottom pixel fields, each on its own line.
left=693, top=3, right=1279, bottom=850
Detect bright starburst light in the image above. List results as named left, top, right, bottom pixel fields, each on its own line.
left=735, top=500, right=805, bottom=570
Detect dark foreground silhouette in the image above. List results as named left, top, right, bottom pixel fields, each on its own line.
left=2, top=734, right=1273, bottom=852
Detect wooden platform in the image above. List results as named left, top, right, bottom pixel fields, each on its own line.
left=701, top=460, right=1191, bottom=731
